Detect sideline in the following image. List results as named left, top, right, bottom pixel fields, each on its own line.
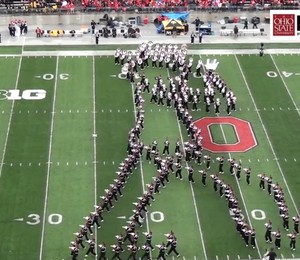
left=0, top=49, right=300, bottom=57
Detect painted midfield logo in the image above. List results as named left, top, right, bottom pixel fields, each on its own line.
left=0, top=89, right=46, bottom=101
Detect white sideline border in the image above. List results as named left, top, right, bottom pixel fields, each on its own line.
left=1, top=49, right=300, bottom=57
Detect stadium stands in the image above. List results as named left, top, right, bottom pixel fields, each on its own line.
left=0, top=0, right=299, bottom=13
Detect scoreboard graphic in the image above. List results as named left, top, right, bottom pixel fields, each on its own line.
left=270, top=10, right=300, bottom=41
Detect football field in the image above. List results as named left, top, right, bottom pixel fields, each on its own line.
left=0, top=47, right=300, bottom=260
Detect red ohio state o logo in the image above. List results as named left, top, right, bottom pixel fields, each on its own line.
left=194, top=117, right=257, bottom=153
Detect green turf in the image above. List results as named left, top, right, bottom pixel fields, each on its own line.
left=0, top=52, right=300, bottom=260
left=209, top=123, right=238, bottom=144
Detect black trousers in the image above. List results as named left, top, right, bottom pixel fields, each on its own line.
left=265, top=231, right=272, bottom=242
left=167, top=246, right=179, bottom=256
left=86, top=247, right=96, bottom=256
left=157, top=252, right=166, bottom=260
left=98, top=252, right=107, bottom=260
left=112, top=252, right=121, bottom=260
left=275, top=238, right=281, bottom=248
left=188, top=173, right=194, bottom=183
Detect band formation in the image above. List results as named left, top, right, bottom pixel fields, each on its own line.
left=69, top=42, right=299, bottom=259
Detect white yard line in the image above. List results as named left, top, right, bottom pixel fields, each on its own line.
left=219, top=124, right=262, bottom=258
left=92, top=56, right=98, bottom=253
left=200, top=55, right=261, bottom=258
left=270, top=54, right=300, bottom=116
left=234, top=54, right=299, bottom=216
left=39, top=56, right=59, bottom=260
left=130, top=83, right=151, bottom=257
left=0, top=56, right=22, bottom=178
left=167, top=68, right=208, bottom=260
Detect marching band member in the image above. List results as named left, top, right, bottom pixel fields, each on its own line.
left=244, top=167, right=251, bottom=185
left=70, top=243, right=79, bottom=260
left=273, top=229, right=281, bottom=249
left=282, top=213, right=289, bottom=231
left=186, top=165, right=195, bottom=183
left=111, top=244, right=122, bottom=260
left=204, top=154, right=211, bottom=170
left=141, top=244, right=151, bottom=260
left=85, top=238, right=96, bottom=257
left=288, top=231, right=297, bottom=250
left=293, top=215, right=299, bottom=234
left=127, top=243, right=138, bottom=259
left=267, top=175, right=273, bottom=195
left=199, top=170, right=207, bottom=186
left=98, top=242, right=108, bottom=260
left=258, top=173, right=266, bottom=190
left=250, top=228, right=256, bottom=249
left=143, top=231, right=154, bottom=250
left=156, top=242, right=167, bottom=260
left=216, top=156, right=224, bottom=174
left=265, top=220, right=273, bottom=243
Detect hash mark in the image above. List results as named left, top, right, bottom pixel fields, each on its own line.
left=38, top=163, right=41, bottom=166
left=126, top=109, right=128, bottom=112
left=257, top=159, right=260, bottom=162
left=266, top=158, right=269, bottom=162
left=66, top=162, right=69, bottom=166
left=284, top=158, right=287, bottom=162
left=20, top=163, right=22, bottom=166
left=288, top=107, right=291, bottom=110
left=294, top=158, right=297, bottom=162
left=10, top=163, right=13, bottom=167
left=29, top=162, right=31, bottom=166
left=85, top=161, right=87, bottom=165
left=271, top=108, right=274, bottom=111
left=76, top=162, right=78, bottom=166
left=102, top=110, right=104, bottom=113
left=57, top=162, right=60, bottom=166
left=248, top=159, right=251, bottom=163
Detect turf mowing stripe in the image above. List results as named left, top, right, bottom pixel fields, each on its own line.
left=92, top=56, right=98, bottom=248
left=270, top=55, right=300, bottom=116
left=167, top=67, right=208, bottom=260
left=200, top=56, right=262, bottom=258
left=130, top=82, right=151, bottom=258
left=219, top=121, right=262, bottom=258
left=234, top=54, right=300, bottom=216
left=0, top=57, right=22, bottom=178
left=39, top=56, right=59, bottom=260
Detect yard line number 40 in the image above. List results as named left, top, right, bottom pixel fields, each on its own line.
left=266, top=71, right=295, bottom=78
left=148, top=209, right=265, bottom=223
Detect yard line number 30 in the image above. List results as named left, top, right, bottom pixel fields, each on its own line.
left=26, top=213, right=63, bottom=225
